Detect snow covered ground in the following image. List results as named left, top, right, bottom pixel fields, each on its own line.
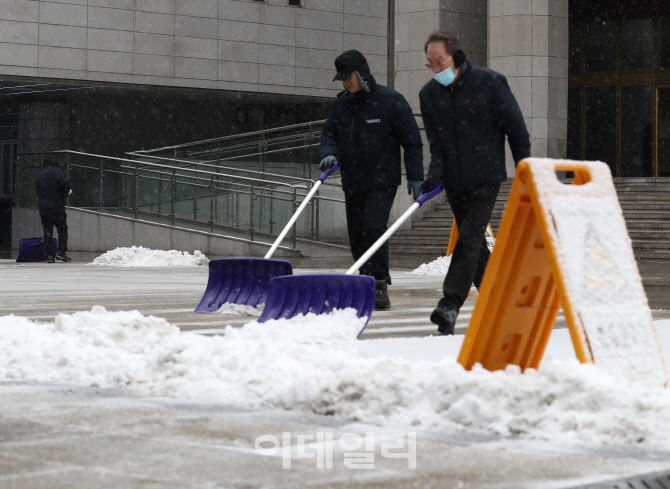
left=2, top=248, right=670, bottom=455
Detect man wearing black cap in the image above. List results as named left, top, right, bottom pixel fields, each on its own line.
left=320, top=49, right=424, bottom=309
left=35, top=155, right=72, bottom=263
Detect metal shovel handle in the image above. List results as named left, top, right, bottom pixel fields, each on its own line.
left=265, top=162, right=340, bottom=259
left=346, top=185, right=443, bottom=275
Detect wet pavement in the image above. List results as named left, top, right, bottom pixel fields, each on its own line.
left=1, top=254, right=670, bottom=488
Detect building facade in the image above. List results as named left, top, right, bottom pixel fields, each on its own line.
left=0, top=0, right=667, bottom=202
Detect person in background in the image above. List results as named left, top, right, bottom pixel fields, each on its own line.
left=320, top=49, right=424, bottom=309
left=35, top=155, right=72, bottom=263
left=419, top=31, right=530, bottom=334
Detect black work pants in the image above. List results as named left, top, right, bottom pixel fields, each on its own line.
left=40, top=211, right=68, bottom=258
left=344, top=186, right=397, bottom=281
left=439, top=183, right=500, bottom=310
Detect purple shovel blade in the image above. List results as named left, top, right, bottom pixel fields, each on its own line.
left=195, top=257, right=293, bottom=312
left=16, top=238, right=57, bottom=262
left=257, top=274, right=376, bottom=337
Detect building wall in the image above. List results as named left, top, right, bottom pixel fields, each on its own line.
left=0, top=0, right=388, bottom=98
left=13, top=206, right=305, bottom=258
left=489, top=0, right=569, bottom=164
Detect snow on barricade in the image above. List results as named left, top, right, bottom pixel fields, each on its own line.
left=528, top=159, right=668, bottom=387
left=90, top=246, right=209, bottom=267
left=1, top=306, right=670, bottom=448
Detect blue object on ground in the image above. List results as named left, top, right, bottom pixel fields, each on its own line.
left=16, top=238, right=57, bottom=262
left=257, top=273, right=376, bottom=337
left=194, top=258, right=293, bottom=312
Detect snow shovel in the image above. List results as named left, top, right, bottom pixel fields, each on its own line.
left=195, top=163, right=341, bottom=312
left=256, top=185, right=445, bottom=337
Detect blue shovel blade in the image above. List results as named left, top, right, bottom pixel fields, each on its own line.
left=257, top=274, right=376, bottom=337
left=16, top=238, right=57, bottom=262
left=194, top=258, right=293, bottom=312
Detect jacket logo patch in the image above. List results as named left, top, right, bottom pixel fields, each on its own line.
left=366, top=119, right=381, bottom=123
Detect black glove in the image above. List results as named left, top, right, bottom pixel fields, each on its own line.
left=406, top=180, right=421, bottom=200
left=319, top=155, right=337, bottom=172
left=419, top=174, right=442, bottom=191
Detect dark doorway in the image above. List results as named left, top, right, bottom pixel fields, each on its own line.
left=568, top=0, right=670, bottom=176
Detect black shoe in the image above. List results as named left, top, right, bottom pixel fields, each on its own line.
left=430, top=306, right=458, bottom=335
left=374, top=280, right=391, bottom=310
left=46, top=255, right=55, bottom=263
left=55, top=252, right=71, bottom=262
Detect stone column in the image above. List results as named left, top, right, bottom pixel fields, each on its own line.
left=489, top=0, right=569, bottom=174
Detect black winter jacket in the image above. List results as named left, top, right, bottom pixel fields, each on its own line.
left=321, top=75, right=424, bottom=192
left=35, top=164, right=71, bottom=216
left=419, top=61, right=530, bottom=193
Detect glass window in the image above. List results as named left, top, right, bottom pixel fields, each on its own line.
left=621, top=86, right=653, bottom=177
left=659, top=89, right=670, bottom=176
left=567, top=88, right=582, bottom=160
left=569, top=22, right=584, bottom=74
left=585, top=87, right=617, bottom=174
left=659, top=17, right=670, bottom=70
left=621, top=18, right=652, bottom=70
left=585, top=19, right=616, bottom=72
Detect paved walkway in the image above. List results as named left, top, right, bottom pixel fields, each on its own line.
left=1, top=255, right=670, bottom=488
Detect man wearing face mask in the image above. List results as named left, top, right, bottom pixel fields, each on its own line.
left=320, top=49, right=423, bottom=310
left=419, top=31, right=530, bottom=335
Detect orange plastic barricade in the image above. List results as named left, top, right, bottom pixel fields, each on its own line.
left=458, top=159, right=668, bottom=388
left=446, top=219, right=495, bottom=256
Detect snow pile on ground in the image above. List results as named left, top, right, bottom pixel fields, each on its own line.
left=1, top=306, right=670, bottom=449
left=90, top=246, right=209, bottom=267
left=410, top=255, right=451, bottom=275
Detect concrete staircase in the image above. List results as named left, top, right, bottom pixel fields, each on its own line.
left=390, top=177, right=670, bottom=268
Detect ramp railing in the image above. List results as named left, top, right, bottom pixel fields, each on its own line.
left=121, top=119, right=350, bottom=246
left=14, top=150, right=346, bottom=249
left=127, top=119, right=327, bottom=178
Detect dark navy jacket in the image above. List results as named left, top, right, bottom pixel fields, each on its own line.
left=35, top=163, right=71, bottom=216
left=321, top=75, right=424, bottom=192
left=419, top=61, right=530, bottom=193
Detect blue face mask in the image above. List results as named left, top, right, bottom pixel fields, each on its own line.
left=434, top=65, right=456, bottom=86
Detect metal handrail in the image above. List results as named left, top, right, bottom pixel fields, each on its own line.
left=130, top=119, right=326, bottom=155
left=133, top=133, right=318, bottom=160
left=126, top=154, right=317, bottom=185
left=165, top=140, right=321, bottom=163
left=58, top=150, right=306, bottom=189
left=15, top=149, right=343, bottom=248
left=14, top=119, right=339, bottom=249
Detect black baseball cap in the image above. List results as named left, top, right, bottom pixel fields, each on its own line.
left=333, top=49, right=370, bottom=81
